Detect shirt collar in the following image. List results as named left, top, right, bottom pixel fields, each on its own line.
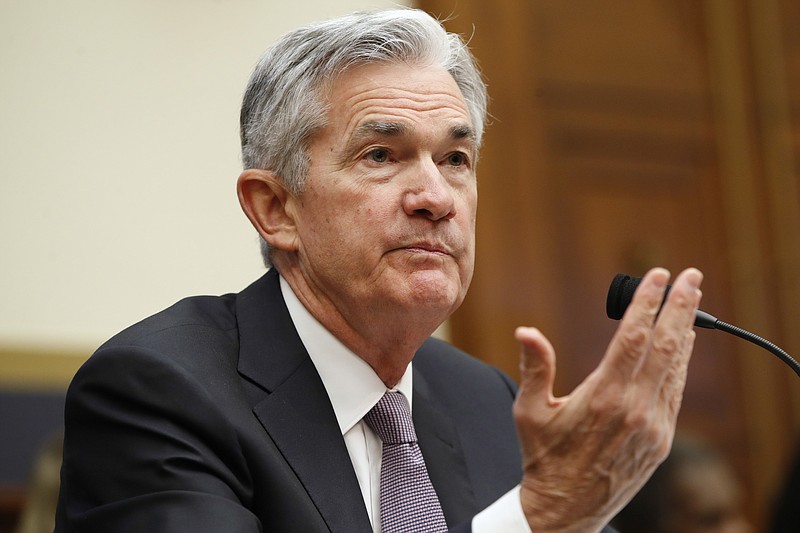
left=279, top=274, right=413, bottom=435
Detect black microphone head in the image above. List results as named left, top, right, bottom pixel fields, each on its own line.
left=606, top=273, right=642, bottom=320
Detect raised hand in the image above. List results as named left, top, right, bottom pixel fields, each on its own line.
left=513, top=267, right=703, bottom=533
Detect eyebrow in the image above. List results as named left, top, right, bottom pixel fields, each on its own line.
left=450, top=124, right=476, bottom=142
left=347, top=121, right=409, bottom=153
left=358, top=120, right=408, bottom=137
left=356, top=122, right=476, bottom=142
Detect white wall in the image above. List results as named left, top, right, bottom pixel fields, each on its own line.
left=0, top=0, right=412, bottom=351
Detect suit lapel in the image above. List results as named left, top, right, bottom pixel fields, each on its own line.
left=236, top=270, right=372, bottom=533
left=253, top=360, right=372, bottom=533
left=413, top=368, right=478, bottom=527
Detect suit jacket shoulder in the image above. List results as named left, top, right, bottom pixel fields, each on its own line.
left=57, top=271, right=367, bottom=532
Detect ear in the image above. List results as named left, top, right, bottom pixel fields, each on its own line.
left=237, top=169, right=299, bottom=252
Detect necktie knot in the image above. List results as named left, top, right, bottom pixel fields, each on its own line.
left=363, top=391, right=416, bottom=445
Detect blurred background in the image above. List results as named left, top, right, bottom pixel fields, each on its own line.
left=2, top=0, right=799, bottom=531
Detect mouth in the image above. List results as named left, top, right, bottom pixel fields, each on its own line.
left=398, top=242, right=450, bottom=256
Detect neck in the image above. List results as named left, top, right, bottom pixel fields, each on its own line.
left=275, top=260, right=441, bottom=388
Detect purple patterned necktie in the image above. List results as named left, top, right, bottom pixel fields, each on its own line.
left=363, top=391, right=448, bottom=533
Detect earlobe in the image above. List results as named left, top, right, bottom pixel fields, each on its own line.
left=236, top=169, right=298, bottom=252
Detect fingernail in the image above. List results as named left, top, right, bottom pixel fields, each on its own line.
left=651, top=267, right=670, bottom=288
left=685, top=268, right=703, bottom=289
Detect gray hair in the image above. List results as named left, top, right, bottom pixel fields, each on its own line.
left=240, top=8, right=488, bottom=267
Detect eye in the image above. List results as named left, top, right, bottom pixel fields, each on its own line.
left=365, top=148, right=390, bottom=163
left=446, top=152, right=469, bottom=167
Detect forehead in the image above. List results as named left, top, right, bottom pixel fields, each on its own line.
left=322, top=62, right=473, bottom=139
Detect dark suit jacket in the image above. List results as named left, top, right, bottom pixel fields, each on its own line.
left=55, top=269, right=527, bottom=532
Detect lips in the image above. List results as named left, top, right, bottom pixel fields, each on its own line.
left=400, top=242, right=450, bottom=255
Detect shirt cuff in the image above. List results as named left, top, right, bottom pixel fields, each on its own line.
left=472, top=485, right=532, bottom=533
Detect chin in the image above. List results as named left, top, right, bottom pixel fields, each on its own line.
left=403, top=272, right=464, bottom=310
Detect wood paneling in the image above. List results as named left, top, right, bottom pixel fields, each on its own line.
left=0, top=347, right=86, bottom=391
left=420, top=0, right=800, bottom=528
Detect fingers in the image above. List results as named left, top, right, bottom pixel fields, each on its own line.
left=663, top=328, right=696, bottom=424
left=603, top=267, right=703, bottom=387
left=515, top=327, right=557, bottom=409
left=636, top=268, right=703, bottom=389
left=603, top=268, right=672, bottom=382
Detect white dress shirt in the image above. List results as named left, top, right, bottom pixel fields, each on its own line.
left=279, top=276, right=530, bottom=532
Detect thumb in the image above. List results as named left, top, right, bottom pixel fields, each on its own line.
left=515, top=327, right=557, bottom=407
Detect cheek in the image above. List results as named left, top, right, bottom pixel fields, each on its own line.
left=458, top=184, right=478, bottom=223
left=460, top=199, right=478, bottom=244
left=319, top=204, right=389, bottom=259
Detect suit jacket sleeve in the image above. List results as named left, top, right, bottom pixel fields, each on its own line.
left=57, top=276, right=371, bottom=533
left=55, top=342, right=262, bottom=532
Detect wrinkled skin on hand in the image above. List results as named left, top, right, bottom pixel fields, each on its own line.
left=514, top=267, right=703, bottom=533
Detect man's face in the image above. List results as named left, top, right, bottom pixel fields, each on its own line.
left=286, top=62, right=478, bottom=328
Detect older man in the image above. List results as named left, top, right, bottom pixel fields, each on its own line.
left=56, top=8, right=702, bottom=533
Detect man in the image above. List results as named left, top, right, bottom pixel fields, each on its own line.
left=55, top=8, right=703, bottom=533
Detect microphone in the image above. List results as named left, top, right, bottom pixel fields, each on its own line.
left=606, top=273, right=800, bottom=377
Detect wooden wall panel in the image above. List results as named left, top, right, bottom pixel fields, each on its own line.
left=420, top=0, right=800, bottom=528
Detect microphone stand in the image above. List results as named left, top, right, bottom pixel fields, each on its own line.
left=713, top=319, right=800, bottom=377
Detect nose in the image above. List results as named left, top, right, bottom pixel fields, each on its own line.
left=402, top=160, right=456, bottom=221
